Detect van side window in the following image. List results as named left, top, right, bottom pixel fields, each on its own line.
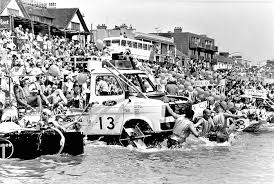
left=95, top=75, right=123, bottom=96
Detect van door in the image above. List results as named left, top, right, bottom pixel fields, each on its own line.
left=84, top=74, right=125, bottom=135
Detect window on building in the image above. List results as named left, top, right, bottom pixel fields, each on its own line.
left=112, top=40, right=120, bottom=46
left=7, top=8, right=19, bottom=16
left=121, top=40, right=126, bottom=46
left=127, top=41, right=132, bottom=47
left=71, top=22, right=80, bottom=31
left=138, top=43, right=142, bottom=49
left=31, top=15, right=39, bottom=22
left=143, top=44, right=148, bottom=50
left=105, top=40, right=111, bottom=46
left=133, top=42, right=137, bottom=48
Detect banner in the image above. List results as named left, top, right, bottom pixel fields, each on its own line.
left=194, top=80, right=210, bottom=86
left=244, top=89, right=267, bottom=97
left=192, top=101, right=208, bottom=117
left=194, top=79, right=226, bottom=87
left=219, top=79, right=226, bottom=86
left=0, top=16, right=11, bottom=30
left=0, top=50, right=8, bottom=62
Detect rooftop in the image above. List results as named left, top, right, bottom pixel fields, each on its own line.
left=135, top=32, right=174, bottom=44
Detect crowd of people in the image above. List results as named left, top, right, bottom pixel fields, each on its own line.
left=1, top=24, right=274, bottom=143
left=0, top=25, right=104, bottom=127
left=130, top=49, right=274, bottom=145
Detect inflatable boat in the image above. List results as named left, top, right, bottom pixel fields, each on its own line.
left=0, top=122, right=84, bottom=159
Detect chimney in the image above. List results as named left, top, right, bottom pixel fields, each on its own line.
left=174, top=27, right=182, bottom=33
left=97, top=24, right=107, bottom=29
left=48, top=2, right=57, bottom=9
left=219, top=52, right=230, bottom=58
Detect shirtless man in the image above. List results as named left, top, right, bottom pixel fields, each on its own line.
left=29, top=74, right=67, bottom=106
left=210, top=102, right=246, bottom=142
left=194, top=109, right=214, bottom=137
left=166, top=103, right=200, bottom=148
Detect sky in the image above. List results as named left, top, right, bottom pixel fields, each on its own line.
left=45, top=0, right=274, bottom=64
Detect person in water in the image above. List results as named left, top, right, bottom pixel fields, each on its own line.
left=37, top=109, right=65, bottom=131
left=210, top=101, right=246, bottom=142
left=194, top=109, right=214, bottom=137
left=166, top=103, right=200, bottom=148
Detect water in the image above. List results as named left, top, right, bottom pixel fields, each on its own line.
left=0, top=132, right=274, bottom=184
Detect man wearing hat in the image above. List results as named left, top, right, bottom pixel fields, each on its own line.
left=211, top=101, right=246, bottom=142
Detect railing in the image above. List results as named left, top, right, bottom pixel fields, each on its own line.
left=198, top=43, right=205, bottom=48
left=205, top=45, right=212, bottom=50
left=190, top=54, right=198, bottom=60
left=199, top=56, right=205, bottom=60
left=189, top=42, right=198, bottom=49
left=205, top=57, right=211, bottom=62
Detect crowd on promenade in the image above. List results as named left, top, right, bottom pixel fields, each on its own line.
left=0, top=26, right=98, bottom=117
left=1, top=25, right=274, bottom=124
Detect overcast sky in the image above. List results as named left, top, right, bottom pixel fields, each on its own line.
left=46, top=0, right=274, bottom=63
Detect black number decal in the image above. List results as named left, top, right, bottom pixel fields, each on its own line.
left=107, top=117, right=115, bottom=129
left=99, top=117, right=103, bottom=129
left=235, top=120, right=246, bottom=130
left=98, top=117, right=115, bottom=130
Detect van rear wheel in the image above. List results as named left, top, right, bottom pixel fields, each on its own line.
left=119, top=120, right=152, bottom=148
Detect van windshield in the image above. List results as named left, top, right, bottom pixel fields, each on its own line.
left=121, top=73, right=157, bottom=94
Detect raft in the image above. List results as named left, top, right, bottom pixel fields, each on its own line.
left=0, top=129, right=84, bottom=159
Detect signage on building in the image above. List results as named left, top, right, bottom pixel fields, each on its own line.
left=0, top=16, right=11, bottom=30
left=192, top=101, right=208, bottom=117
left=194, top=80, right=210, bottom=86
left=244, top=89, right=267, bottom=97
left=194, top=79, right=226, bottom=86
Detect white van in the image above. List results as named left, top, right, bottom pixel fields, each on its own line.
left=70, top=64, right=189, bottom=147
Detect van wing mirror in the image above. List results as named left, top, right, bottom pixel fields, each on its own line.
left=125, top=90, right=130, bottom=99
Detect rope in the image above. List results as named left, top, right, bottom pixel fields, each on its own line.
left=50, top=127, right=65, bottom=154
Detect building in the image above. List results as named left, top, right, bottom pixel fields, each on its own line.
left=151, top=27, right=218, bottom=66
left=212, top=52, right=234, bottom=71
left=93, top=24, right=176, bottom=63
left=134, top=32, right=175, bottom=63
left=48, top=6, right=89, bottom=39
left=0, top=0, right=89, bottom=39
left=92, top=24, right=136, bottom=41
left=0, top=0, right=28, bottom=18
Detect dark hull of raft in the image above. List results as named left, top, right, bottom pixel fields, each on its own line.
left=0, top=130, right=84, bottom=159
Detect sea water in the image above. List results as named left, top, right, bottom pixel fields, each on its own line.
left=0, top=132, right=274, bottom=184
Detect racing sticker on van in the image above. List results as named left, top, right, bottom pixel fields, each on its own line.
left=134, top=104, right=143, bottom=114
left=97, top=117, right=115, bottom=130
left=102, top=100, right=117, bottom=106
